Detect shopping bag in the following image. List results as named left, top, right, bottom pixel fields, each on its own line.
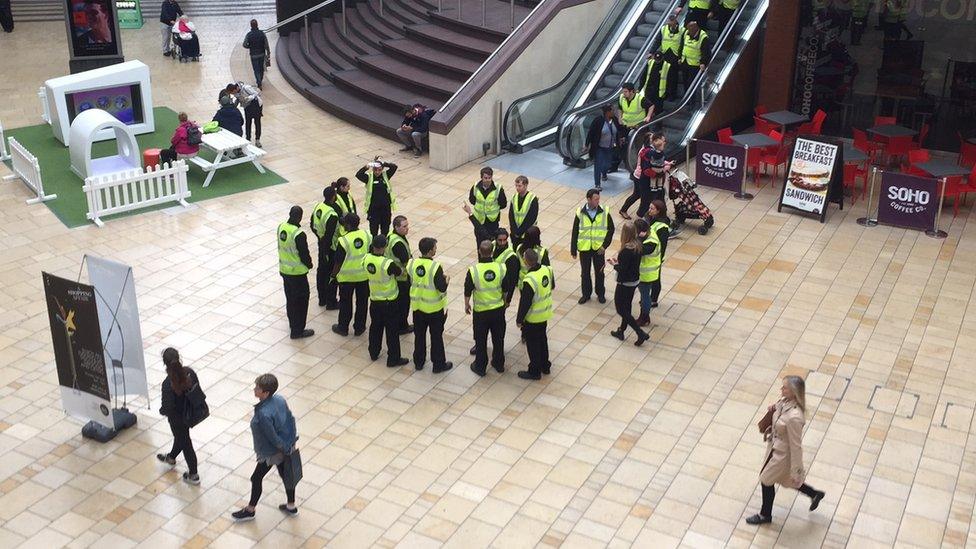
left=281, top=448, right=303, bottom=489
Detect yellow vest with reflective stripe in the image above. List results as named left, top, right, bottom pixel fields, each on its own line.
left=470, top=262, right=505, bottom=312
left=523, top=266, right=553, bottom=323
left=511, top=192, right=536, bottom=228
left=639, top=233, right=661, bottom=283
left=576, top=208, right=609, bottom=252
left=518, top=245, right=548, bottom=283
left=335, top=193, right=357, bottom=237
left=277, top=222, right=309, bottom=276
left=408, top=257, right=446, bottom=313
left=720, top=0, right=739, bottom=9
left=494, top=243, right=516, bottom=266
left=385, top=231, right=410, bottom=282
left=619, top=92, right=646, bottom=127
left=643, top=59, right=670, bottom=99
left=365, top=171, right=397, bottom=212
left=311, top=202, right=339, bottom=249
left=364, top=253, right=397, bottom=301
left=336, top=229, right=371, bottom=283
left=660, top=25, right=682, bottom=55
left=882, top=0, right=906, bottom=21
left=681, top=31, right=707, bottom=66
left=472, top=184, right=501, bottom=224
left=689, top=0, right=710, bottom=8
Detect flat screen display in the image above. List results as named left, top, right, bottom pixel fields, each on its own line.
left=66, top=0, right=121, bottom=58
left=65, top=84, right=144, bottom=125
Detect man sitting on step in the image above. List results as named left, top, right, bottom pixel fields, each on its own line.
left=396, top=104, right=435, bottom=158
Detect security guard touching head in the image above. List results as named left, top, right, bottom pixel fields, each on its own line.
left=364, top=234, right=408, bottom=367
left=355, top=157, right=398, bottom=236
left=387, top=215, right=413, bottom=335
left=311, top=186, right=340, bottom=309
left=331, top=213, right=371, bottom=337
left=278, top=206, right=314, bottom=339
left=408, top=237, right=452, bottom=373
left=571, top=188, right=615, bottom=304
left=465, top=239, right=514, bottom=376
left=516, top=248, right=554, bottom=380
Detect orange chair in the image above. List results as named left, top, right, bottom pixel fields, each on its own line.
left=959, top=132, right=976, bottom=168
left=717, top=127, right=733, bottom=145
left=755, top=104, right=768, bottom=116
left=754, top=116, right=775, bottom=135
left=909, top=123, right=929, bottom=150
left=811, top=109, right=827, bottom=134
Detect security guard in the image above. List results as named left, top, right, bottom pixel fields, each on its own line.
left=277, top=206, right=314, bottom=339
left=355, top=158, right=398, bottom=236
left=850, top=0, right=873, bottom=45
left=637, top=51, right=672, bottom=117
left=516, top=226, right=550, bottom=284
left=635, top=218, right=661, bottom=326
left=617, top=83, right=653, bottom=171
left=311, top=186, right=340, bottom=309
left=658, top=15, right=683, bottom=61
left=333, top=177, right=357, bottom=238
left=363, top=235, right=408, bottom=367
left=465, top=240, right=513, bottom=376
left=468, top=166, right=508, bottom=249
left=710, top=0, right=739, bottom=34
left=387, top=215, right=413, bottom=334
left=508, top=175, right=538, bottom=250
left=571, top=188, right=615, bottom=304
left=492, top=228, right=521, bottom=303
left=407, top=237, right=452, bottom=373
left=881, top=0, right=910, bottom=40
left=331, top=213, right=371, bottom=336
left=684, top=0, right=711, bottom=26
left=516, top=248, right=554, bottom=380
left=677, top=21, right=710, bottom=95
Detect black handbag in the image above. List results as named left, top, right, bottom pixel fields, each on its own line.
left=183, top=381, right=210, bottom=428
left=281, top=448, right=303, bottom=489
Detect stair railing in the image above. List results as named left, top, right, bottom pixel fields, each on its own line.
left=262, top=0, right=343, bottom=55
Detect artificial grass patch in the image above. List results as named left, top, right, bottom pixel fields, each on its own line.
left=3, top=107, right=287, bottom=228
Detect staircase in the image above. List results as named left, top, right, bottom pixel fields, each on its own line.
left=11, top=0, right=275, bottom=22
left=276, top=0, right=532, bottom=139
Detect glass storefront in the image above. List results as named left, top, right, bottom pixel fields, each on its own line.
left=789, top=0, right=976, bottom=152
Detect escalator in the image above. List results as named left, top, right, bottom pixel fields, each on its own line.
left=557, top=0, right=768, bottom=169
left=502, top=0, right=681, bottom=151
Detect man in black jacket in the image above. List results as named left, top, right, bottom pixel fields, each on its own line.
left=571, top=188, right=615, bottom=304
left=277, top=206, right=314, bottom=339
left=584, top=106, right=623, bottom=188
left=355, top=159, right=398, bottom=236
left=677, top=21, right=712, bottom=95
left=0, top=0, right=13, bottom=33
left=508, top=175, right=538, bottom=250
left=243, top=19, right=271, bottom=89
left=160, top=0, right=183, bottom=56
left=396, top=105, right=435, bottom=157
left=311, top=187, right=340, bottom=309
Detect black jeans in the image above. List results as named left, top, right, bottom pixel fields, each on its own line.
left=613, top=283, right=642, bottom=336
left=650, top=279, right=662, bottom=303
left=282, top=274, right=309, bottom=336
left=244, top=102, right=262, bottom=141
left=338, top=281, right=369, bottom=333
left=395, top=282, right=410, bottom=331
left=578, top=250, right=606, bottom=299
left=472, top=308, right=506, bottom=373
left=475, top=219, right=500, bottom=249
left=713, top=4, right=734, bottom=33
left=167, top=417, right=197, bottom=475
left=369, top=210, right=391, bottom=236
left=250, top=54, right=266, bottom=88
left=678, top=63, right=701, bottom=96
left=523, top=321, right=550, bottom=376
left=368, top=300, right=401, bottom=364
left=316, top=244, right=337, bottom=307
left=249, top=461, right=295, bottom=507
left=413, top=310, right=447, bottom=368
left=760, top=483, right=819, bottom=517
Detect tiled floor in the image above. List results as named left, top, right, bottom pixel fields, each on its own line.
left=1, top=15, right=976, bottom=549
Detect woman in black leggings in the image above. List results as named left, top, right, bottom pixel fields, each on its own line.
left=156, top=348, right=200, bottom=485
left=607, top=221, right=649, bottom=345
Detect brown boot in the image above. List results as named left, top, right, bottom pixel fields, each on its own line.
left=637, top=313, right=650, bottom=327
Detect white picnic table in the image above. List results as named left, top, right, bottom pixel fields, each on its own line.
left=190, top=128, right=266, bottom=187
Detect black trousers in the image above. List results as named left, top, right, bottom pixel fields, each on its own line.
left=579, top=250, right=606, bottom=299
left=713, top=5, right=734, bottom=33
left=760, top=482, right=819, bottom=517
left=250, top=54, right=266, bottom=88
left=510, top=229, right=525, bottom=251
left=369, top=300, right=401, bottom=364
left=368, top=210, right=391, bottom=236
left=650, top=279, right=662, bottom=303
left=395, top=282, right=410, bottom=331
left=338, top=281, right=369, bottom=332
left=686, top=7, right=709, bottom=26
left=0, top=2, right=12, bottom=32
left=167, top=417, right=197, bottom=475
left=316, top=245, right=337, bottom=307
left=244, top=102, right=262, bottom=141
left=850, top=15, right=867, bottom=45
left=413, top=310, right=447, bottom=368
left=472, top=308, right=506, bottom=372
left=475, top=219, right=500, bottom=248
left=282, top=274, right=309, bottom=336
left=523, top=321, right=550, bottom=376
left=678, top=63, right=701, bottom=96
left=614, top=284, right=642, bottom=336
left=620, top=177, right=652, bottom=217
left=249, top=461, right=295, bottom=507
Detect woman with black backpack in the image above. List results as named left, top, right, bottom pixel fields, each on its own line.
left=157, top=347, right=204, bottom=485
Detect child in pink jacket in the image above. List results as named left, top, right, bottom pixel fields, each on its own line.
left=170, top=112, right=201, bottom=158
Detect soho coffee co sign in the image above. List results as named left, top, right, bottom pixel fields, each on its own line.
left=876, top=172, right=939, bottom=231
left=695, top=140, right=744, bottom=193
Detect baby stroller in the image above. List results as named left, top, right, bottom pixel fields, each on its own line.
left=171, top=17, right=201, bottom=62
left=668, top=169, right=715, bottom=235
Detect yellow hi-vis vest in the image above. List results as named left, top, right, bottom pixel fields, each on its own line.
left=407, top=257, right=446, bottom=313
left=518, top=245, right=548, bottom=283
left=882, top=0, right=907, bottom=22
left=619, top=92, right=647, bottom=127
left=385, top=230, right=410, bottom=282
left=511, top=191, right=536, bottom=228
left=335, top=192, right=357, bottom=237
left=576, top=208, right=609, bottom=252
left=639, top=221, right=669, bottom=283
left=469, top=262, right=505, bottom=312
left=494, top=243, right=516, bottom=266
left=522, top=266, right=553, bottom=323
left=472, top=184, right=501, bottom=224
left=689, top=0, right=710, bottom=8
left=644, top=59, right=670, bottom=99
left=311, top=202, right=339, bottom=249
left=681, top=30, right=708, bottom=66
left=365, top=171, right=397, bottom=212
left=660, top=25, right=682, bottom=55
left=336, top=229, right=370, bottom=283
left=363, top=253, right=397, bottom=301
left=277, top=222, right=309, bottom=276
left=719, top=0, right=740, bottom=9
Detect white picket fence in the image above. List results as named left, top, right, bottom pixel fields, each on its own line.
left=3, top=137, right=57, bottom=204
left=38, top=88, right=51, bottom=125
left=0, top=122, right=8, bottom=161
left=83, top=161, right=191, bottom=226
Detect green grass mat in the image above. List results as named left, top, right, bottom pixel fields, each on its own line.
left=3, top=107, right=287, bottom=228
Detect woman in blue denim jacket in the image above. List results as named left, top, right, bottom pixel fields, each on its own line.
left=232, top=374, right=299, bottom=521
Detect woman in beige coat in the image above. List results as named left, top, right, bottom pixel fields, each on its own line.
left=745, top=375, right=825, bottom=525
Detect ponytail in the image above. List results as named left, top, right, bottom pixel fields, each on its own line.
left=163, top=347, right=190, bottom=395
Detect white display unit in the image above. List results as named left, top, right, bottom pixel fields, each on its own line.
left=44, top=60, right=154, bottom=146
left=69, top=109, right=141, bottom=180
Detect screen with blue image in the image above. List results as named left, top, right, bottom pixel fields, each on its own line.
left=66, top=84, right=144, bottom=125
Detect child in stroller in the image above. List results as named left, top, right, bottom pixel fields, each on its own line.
left=171, top=15, right=200, bottom=62
left=668, top=169, right=715, bottom=235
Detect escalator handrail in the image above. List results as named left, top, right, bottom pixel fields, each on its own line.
left=624, top=0, right=763, bottom=168
left=555, top=0, right=683, bottom=159
left=501, top=0, right=638, bottom=147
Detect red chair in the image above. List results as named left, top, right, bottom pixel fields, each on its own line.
left=745, top=146, right=763, bottom=185
left=754, top=116, right=775, bottom=135
left=882, top=135, right=913, bottom=165
left=853, top=128, right=881, bottom=163
left=902, top=149, right=930, bottom=175
left=874, top=116, right=897, bottom=126
left=944, top=173, right=975, bottom=217
left=843, top=163, right=865, bottom=204
left=811, top=109, right=827, bottom=135
left=959, top=132, right=976, bottom=168
left=760, top=139, right=790, bottom=186
left=718, top=127, right=733, bottom=145
left=755, top=104, right=768, bottom=116
left=909, top=123, right=929, bottom=150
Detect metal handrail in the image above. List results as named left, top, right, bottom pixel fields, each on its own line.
left=262, top=0, right=340, bottom=33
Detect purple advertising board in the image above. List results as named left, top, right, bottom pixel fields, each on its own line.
left=695, top=140, right=745, bottom=193
left=876, top=172, right=939, bottom=231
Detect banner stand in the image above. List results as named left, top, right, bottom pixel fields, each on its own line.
left=856, top=167, right=880, bottom=227
left=924, top=177, right=949, bottom=239
left=735, top=144, right=754, bottom=200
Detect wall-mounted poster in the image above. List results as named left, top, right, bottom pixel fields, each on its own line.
left=65, top=0, right=122, bottom=58
left=778, top=137, right=841, bottom=222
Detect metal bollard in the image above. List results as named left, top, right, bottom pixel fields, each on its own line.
left=380, top=0, right=384, bottom=17
left=303, top=15, right=309, bottom=55
left=482, top=0, right=486, bottom=26
left=458, top=0, right=462, bottom=20
left=510, top=0, right=515, bottom=29
left=342, top=0, right=347, bottom=35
